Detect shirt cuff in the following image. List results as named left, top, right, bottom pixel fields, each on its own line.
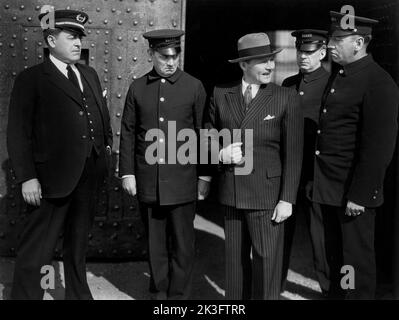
left=199, top=176, right=212, bottom=182
left=121, top=175, right=135, bottom=179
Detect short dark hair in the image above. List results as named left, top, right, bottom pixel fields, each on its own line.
left=43, top=28, right=62, bottom=46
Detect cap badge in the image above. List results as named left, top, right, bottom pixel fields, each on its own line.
left=76, top=14, right=86, bottom=23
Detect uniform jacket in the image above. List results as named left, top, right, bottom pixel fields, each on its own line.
left=7, top=59, right=113, bottom=198
left=204, top=81, right=303, bottom=210
left=282, top=67, right=329, bottom=184
left=119, top=68, right=207, bottom=205
left=313, top=55, right=399, bottom=207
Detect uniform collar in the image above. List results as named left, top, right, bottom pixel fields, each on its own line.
left=301, top=66, right=328, bottom=83
left=341, top=54, right=374, bottom=76
left=147, top=67, right=182, bottom=83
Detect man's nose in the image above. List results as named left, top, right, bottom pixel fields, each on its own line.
left=327, top=39, right=335, bottom=49
left=74, top=38, right=82, bottom=47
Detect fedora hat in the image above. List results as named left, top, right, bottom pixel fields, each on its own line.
left=228, top=33, right=283, bottom=63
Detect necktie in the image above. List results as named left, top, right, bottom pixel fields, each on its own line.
left=244, top=84, right=252, bottom=108
left=66, top=64, right=81, bottom=91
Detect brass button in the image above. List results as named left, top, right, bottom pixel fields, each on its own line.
left=315, top=150, right=320, bottom=155
left=299, top=91, right=304, bottom=96
left=160, top=97, right=165, bottom=102
left=161, top=79, right=166, bottom=83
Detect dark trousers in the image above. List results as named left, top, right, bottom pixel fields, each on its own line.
left=223, top=205, right=284, bottom=300
left=11, top=150, right=106, bottom=300
left=281, top=195, right=330, bottom=293
left=140, top=201, right=196, bottom=300
left=314, top=203, right=376, bottom=299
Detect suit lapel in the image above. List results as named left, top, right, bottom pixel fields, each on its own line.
left=43, top=59, right=83, bottom=106
left=225, top=83, right=245, bottom=128
left=241, top=83, right=274, bottom=128
left=76, top=64, right=104, bottom=112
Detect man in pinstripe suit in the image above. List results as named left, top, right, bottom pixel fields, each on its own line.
left=202, top=33, right=303, bottom=299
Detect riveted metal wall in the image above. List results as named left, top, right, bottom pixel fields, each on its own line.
left=0, top=0, right=186, bottom=258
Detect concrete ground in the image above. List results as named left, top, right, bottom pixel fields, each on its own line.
left=0, top=202, right=325, bottom=300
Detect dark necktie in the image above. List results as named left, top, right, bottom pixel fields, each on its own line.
left=66, top=64, right=81, bottom=91
left=244, top=84, right=252, bottom=107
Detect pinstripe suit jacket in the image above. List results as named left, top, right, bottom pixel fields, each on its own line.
left=205, top=81, right=303, bottom=210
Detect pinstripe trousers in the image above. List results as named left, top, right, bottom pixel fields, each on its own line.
left=223, top=205, right=284, bottom=300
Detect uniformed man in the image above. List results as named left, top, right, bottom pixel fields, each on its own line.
left=119, top=29, right=207, bottom=300
left=7, top=10, right=112, bottom=299
left=281, top=30, right=331, bottom=295
left=311, top=11, right=399, bottom=299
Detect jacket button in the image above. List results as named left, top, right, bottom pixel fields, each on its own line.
left=82, top=135, right=87, bottom=139
left=317, top=130, right=321, bottom=134
left=299, top=91, right=304, bottom=95
left=330, top=88, right=335, bottom=93
left=315, top=150, right=320, bottom=155
left=79, top=111, right=84, bottom=116
left=159, top=117, right=164, bottom=122
left=323, top=108, right=327, bottom=113
left=160, top=97, right=165, bottom=102
left=339, top=69, right=344, bottom=74
left=372, top=195, right=377, bottom=200
left=159, top=158, right=164, bottom=163
left=375, top=190, right=378, bottom=194
left=161, top=79, right=166, bottom=83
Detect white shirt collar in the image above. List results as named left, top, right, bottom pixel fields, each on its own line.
left=241, top=78, right=260, bottom=99
left=49, top=54, right=83, bottom=91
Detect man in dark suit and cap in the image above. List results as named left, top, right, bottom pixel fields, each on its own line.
left=310, top=10, right=399, bottom=299
left=281, top=29, right=331, bottom=295
left=7, top=9, right=112, bottom=299
left=203, top=32, right=303, bottom=299
left=119, top=29, right=207, bottom=300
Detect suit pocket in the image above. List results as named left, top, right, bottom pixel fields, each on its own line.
left=267, top=166, right=281, bottom=178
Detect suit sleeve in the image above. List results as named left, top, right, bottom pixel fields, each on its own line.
left=119, top=83, right=136, bottom=176
left=347, top=80, right=399, bottom=207
left=280, top=91, right=304, bottom=204
left=7, top=70, right=37, bottom=184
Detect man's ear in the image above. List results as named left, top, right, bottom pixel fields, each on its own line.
left=147, top=48, right=154, bottom=57
left=47, top=35, right=56, bottom=48
left=238, top=61, right=247, bottom=72
left=354, top=36, right=365, bottom=51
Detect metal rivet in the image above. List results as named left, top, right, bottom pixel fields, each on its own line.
left=133, top=57, right=137, bottom=61
left=12, top=53, right=16, bottom=57
left=112, top=8, right=116, bottom=12
left=9, top=43, right=14, bottom=48
left=104, top=19, right=108, bottom=24
left=133, top=75, right=137, bottom=80
left=88, top=19, right=93, bottom=24
left=133, top=37, right=138, bottom=42
left=88, top=233, right=93, bottom=239
left=126, top=8, right=131, bottom=13
left=105, top=40, right=109, bottom=45
left=117, top=56, right=122, bottom=61
left=105, top=30, right=109, bottom=35
left=91, top=43, right=95, bottom=48
left=24, top=47, right=28, bottom=51
left=96, top=30, right=100, bottom=35
left=173, top=0, right=178, bottom=2
left=24, top=56, right=28, bottom=60
left=4, top=4, right=10, bottom=9
left=115, top=168, right=119, bottom=173
left=96, top=8, right=101, bottom=12
left=27, top=17, right=32, bottom=22
left=133, top=20, right=138, bottom=25
left=87, top=30, right=91, bottom=34
left=148, top=58, right=152, bottom=62
left=172, top=20, right=177, bottom=27
left=117, top=95, right=122, bottom=99
left=104, top=59, right=108, bottom=63
left=116, top=112, right=121, bottom=117
left=115, top=150, right=120, bottom=155
left=117, top=75, right=122, bottom=80
left=23, top=37, right=28, bottom=41
left=113, top=222, right=118, bottom=227
left=118, top=20, right=123, bottom=25
left=116, top=131, right=121, bottom=136
left=104, top=78, right=108, bottom=82
left=35, top=5, right=41, bottom=10
left=117, top=36, right=122, bottom=41
left=38, top=41, right=42, bottom=46
left=12, top=34, right=17, bottom=39
left=12, top=17, right=17, bottom=21
left=20, top=5, right=25, bottom=10
left=149, top=21, right=154, bottom=26
left=104, top=69, right=108, bottom=73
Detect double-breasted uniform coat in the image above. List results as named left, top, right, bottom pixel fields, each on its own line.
left=119, top=67, right=207, bottom=299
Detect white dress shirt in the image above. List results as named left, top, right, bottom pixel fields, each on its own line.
left=49, top=54, right=83, bottom=92
left=241, top=78, right=260, bottom=99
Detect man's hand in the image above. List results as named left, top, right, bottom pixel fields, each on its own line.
left=22, top=178, right=42, bottom=206
left=198, top=179, right=210, bottom=200
left=220, top=142, right=243, bottom=164
left=122, top=176, right=137, bottom=197
left=345, top=200, right=365, bottom=217
left=272, top=201, right=292, bottom=223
